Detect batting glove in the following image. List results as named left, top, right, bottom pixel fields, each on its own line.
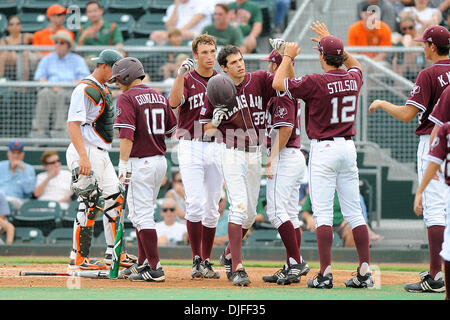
left=211, top=107, right=228, bottom=127
left=177, top=58, right=195, bottom=76
left=118, top=160, right=130, bottom=185
left=269, top=38, right=286, bottom=55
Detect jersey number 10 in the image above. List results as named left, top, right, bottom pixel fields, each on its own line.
left=330, top=95, right=356, bottom=124
left=144, top=108, right=165, bottom=134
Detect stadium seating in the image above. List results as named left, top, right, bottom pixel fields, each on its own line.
left=46, top=227, right=73, bottom=244
left=148, top=0, right=172, bottom=13
left=0, top=0, right=19, bottom=16
left=61, top=201, right=79, bottom=228
left=245, top=228, right=280, bottom=246
left=0, top=13, right=7, bottom=37
left=103, top=12, right=136, bottom=40
left=13, top=227, right=46, bottom=244
left=132, top=12, right=165, bottom=38
left=107, top=0, right=148, bottom=17
left=66, top=0, right=109, bottom=12
left=21, top=0, right=64, bottom=13
left=17, top=12, right=48, bottom=33
left=12, top=199, right=62, bottom=236
left=301, top=231, right=343, bottom=248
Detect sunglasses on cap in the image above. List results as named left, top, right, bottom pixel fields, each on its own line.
left=162, top=207, right=176, bottom=212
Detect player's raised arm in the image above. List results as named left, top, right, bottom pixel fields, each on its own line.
left=168, top=58, right=194, bottom=108
left=272, top=42, right=300, bottom=91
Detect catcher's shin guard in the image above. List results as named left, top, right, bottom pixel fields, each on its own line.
left=102, top=191, right=124, bottom=254
left=75, top=225, right=94, bottom=264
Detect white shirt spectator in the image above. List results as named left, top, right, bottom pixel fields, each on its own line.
left=155, top=220, right=187, bottom=245
left=400, top=6, right=442, bottom=33
left=35, top=169, right=72, bottom=210
left=163, top=0, right=212, bottom=36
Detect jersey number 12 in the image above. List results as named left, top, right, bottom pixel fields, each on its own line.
left=330, top=95, right=356, bottom=124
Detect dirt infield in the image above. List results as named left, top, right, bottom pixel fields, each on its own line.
left=0, top=264, right=419, bottom=288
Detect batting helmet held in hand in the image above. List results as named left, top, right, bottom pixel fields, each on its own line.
left=206, top=73, right=237, bottom=110
left=109, top=57, right=146, bottom=86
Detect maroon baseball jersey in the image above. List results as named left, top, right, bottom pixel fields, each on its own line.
left=266, top=94, right=301, bottom=149
left=428, top=121, right=450, bottom=186
left=406, top=59, right=450, bottom=135
left=284, top=67, right=363, bottom=140
left=199, top=70, right=275, bottom=148
left=429, top=85, right=450, bottom=126
left=114, top=84, right=177, bottom=158
left=174, top=70, right=217, bottom=140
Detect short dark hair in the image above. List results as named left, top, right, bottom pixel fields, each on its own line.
left=86, top=0, right=102, bottom=9
left=217, top=45, right=242, bottom=67
left=426, top=41, right=450, bottom=56
left=216, top=3, right=229, bottom=12
left=322, top=52, right=347, bottom=68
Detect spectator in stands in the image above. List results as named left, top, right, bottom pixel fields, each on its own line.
left=391, top=14, right=424, bottom=80
left=228, top=0, right=263, bottom=53
left=165, top=170, right=186, bottom=221
left=155, top=198, right=188, bottom=246
left=76, top=0, right=124, bottom=48
left=32, top=151, right=73, bottom=211
left=214, top=194, right=229, bottom=246
left=356, top=0, right=397, bottom=32
left=273, top=0, right=291, bottom=37
left=157, top=173, right=171, bottom=199
left=201, top=3, right=245, bottom=49
left=0, top=141, right=36, bottom=210
left=399, top=0, right=442, bottom=36
left=30, top=30, right=90, bottom=139
left=348, top=2, right=392, bottom=62
left=32, top=3, right=75, bottom=60
left=150, top=0, right=212, bottom=45
left=0, top=191, right=15, bottom=244
left=0, top=15, right=34, bottom=81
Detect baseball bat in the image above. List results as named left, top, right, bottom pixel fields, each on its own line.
left=109, top=172, right=131, bottom=279
left=19, top=270, right=110, bottom=279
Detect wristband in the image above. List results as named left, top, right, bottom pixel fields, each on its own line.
left=283, top=54, right=294, bottom=61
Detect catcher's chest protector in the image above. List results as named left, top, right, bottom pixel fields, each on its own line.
left=81, top=79, right=115, bottom=143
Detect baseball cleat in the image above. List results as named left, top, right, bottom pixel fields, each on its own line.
left=277, top=261, right=310, bottom=285
left=201, top=259, right=220, bottom=279
left=307, top=272, right=333, bottom=289
left=118, top=263, right=145, bottom=279
left=128, top=265, right=165, bottom=282
left=404, top=271, right=445, bottom=293
left=104, top=252, right=138, bottom=268
left=191, top=255, right=205, bottom=279
left=219, top=251, right=232, bottom=280
left=344, top=271, right=374, bottom=288
left=231, top=268, right=251, bottom=287
left=69, top=257, right=106, bottom=270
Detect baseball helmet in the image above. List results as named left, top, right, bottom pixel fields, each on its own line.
left=109, top=57, right=146, bottom=86
left=91, top=49, right=123, bottom=67
left=206, top=73, right=237, bottom=110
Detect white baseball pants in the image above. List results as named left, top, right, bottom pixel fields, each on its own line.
left=126, top=155, right=167, bottom=231
left=266, top=147, right=306, bottom=229
left=66, top=142, right=120, bottom=256
left=417, top=135, right=446, bottom=227
left=440, top=187, right=450, bottom=261
left=309, top=138, right=366, bottom=229
left=178, top=139, right=223, bottom=228
left=221, top=144, right=262, bottom=229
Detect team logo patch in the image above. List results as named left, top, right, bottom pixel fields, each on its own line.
left=410, top=85, right=420, bottom=97
left=200, top=107, right=207, bottom=115
left=275, top=106, right=287, bottom=119
left=431, top=136, right=440, bottom=150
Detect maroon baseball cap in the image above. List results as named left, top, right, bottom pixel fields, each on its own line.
left=414, top=26, right=450, bottom=47
left=261, top=49, right=283, bottom=65
left=313, top=36, right=344, bottom=55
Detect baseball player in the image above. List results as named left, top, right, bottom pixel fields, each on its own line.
left=429, top=85, right=450, bottom=146
left=168, top=34, right=223, bottom=279
left=261, top=49, right=310, bottom=285
left=199, top=45, right=283, bottom=286
left=414, top=122, right=450, bottom=298
left=66, top=49, right=138, bottom=270
left=273, top=22, right=373, bottom=289
left=369, top=25, right=449, bottom=293
left=112, top=57, right=178, bottom=282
